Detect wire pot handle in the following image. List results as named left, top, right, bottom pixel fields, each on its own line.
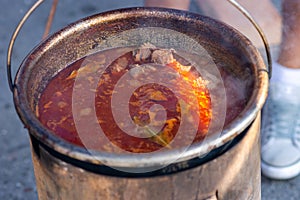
left=6, top=0, right=272, bottom=92
left=7, top=0, right=45, bottom=92
left=227, top=0, right=272, bottom=78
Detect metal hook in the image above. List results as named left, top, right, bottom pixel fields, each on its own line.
left=227, top=0, right=272, bottom=78
left=6, top=0, right=46, bottom=92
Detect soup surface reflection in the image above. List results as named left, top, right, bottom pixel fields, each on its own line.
left=37, top=44, right=248, bottom=153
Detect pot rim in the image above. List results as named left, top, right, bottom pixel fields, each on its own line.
left=13, top=7, right=269, bottom=168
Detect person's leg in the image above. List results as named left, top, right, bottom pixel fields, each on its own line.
left=144, top=0, right=281, bottom=47
left=278, top=0, right=300, bottom=69
left=144, top=0, right=190, bottom=10
left=195, top=0, right=282, bottom=47
left=261, top=0, right=300, bottom=180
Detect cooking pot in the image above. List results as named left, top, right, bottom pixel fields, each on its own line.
left=7, top=0, right=270, bottom=199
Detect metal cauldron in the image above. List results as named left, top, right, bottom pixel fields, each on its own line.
left=7, top=1, right=270, bottom=199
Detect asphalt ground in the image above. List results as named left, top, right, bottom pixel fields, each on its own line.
left=0, top=0, right=299, bottom=199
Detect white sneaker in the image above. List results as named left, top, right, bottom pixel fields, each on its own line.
left=261, top=83, right=300, bottom=180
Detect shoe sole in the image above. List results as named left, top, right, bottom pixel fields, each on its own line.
left=261, top=160, right=300, bottom=180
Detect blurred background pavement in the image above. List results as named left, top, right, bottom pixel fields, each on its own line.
left=0, top=0, right=299, bottom=199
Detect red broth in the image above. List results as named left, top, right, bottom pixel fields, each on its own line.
left=37, top=45, right=247, bottom=153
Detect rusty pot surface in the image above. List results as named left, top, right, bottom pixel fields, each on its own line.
left=30, top=114, right=262, bottom=200
left=11, top=7, right=268, bottom=199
